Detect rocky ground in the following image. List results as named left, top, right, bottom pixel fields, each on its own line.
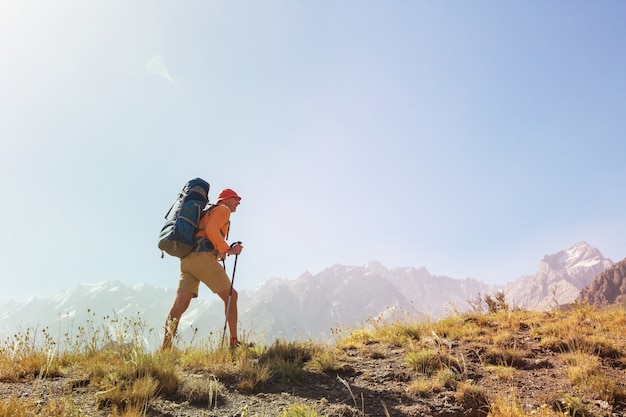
left=2, top=318, right=626, bottom=417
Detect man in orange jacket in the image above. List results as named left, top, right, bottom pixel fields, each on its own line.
left=162, top=188, right=244, bottom=349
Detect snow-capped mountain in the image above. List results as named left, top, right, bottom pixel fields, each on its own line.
left=502, top=241, right=613, bottom=309
left=0, top=242, right=616, bottom=347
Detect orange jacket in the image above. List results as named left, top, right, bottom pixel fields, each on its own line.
left=194, top=204, right=231, bottom=254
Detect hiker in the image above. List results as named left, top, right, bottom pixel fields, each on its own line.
left=162, top=188, right=244, bottom=349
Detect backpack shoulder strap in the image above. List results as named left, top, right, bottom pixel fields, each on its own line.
left=191, top=204, right=219, bottom=253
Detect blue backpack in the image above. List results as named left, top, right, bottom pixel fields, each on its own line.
left=158, top=178, right=210, bottom=258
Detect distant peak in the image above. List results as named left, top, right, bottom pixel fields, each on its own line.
left=540, top=241, right=608, bottom=274
left=364, top=260, right=386, bottom=269
left=363, top=261, right=391, bottom=276
left=568, top=241, right=592, bottom=252
left=565, top=241, right=604, bottom=260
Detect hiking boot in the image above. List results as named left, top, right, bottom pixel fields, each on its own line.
left=230, top=337, right=255, bottom=349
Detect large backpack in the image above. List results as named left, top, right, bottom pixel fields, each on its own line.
left=158, top=178, right=210, bottom=258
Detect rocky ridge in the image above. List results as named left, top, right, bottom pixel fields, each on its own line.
left=578, top=257, right=626, bottom=306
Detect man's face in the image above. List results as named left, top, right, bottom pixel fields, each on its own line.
left=223, top=197, right=241, bottom=212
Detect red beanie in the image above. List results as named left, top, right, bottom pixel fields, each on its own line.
left=217, top=188, right=241, bottom=202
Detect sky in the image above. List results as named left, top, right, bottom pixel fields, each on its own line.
left=1, top=1, right=626, bottom=304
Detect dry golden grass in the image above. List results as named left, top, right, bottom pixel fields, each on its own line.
left=1, top=302, right=625, bottom=416
left=406, top=376, right=445, bottom=396
left=333, top=314, right=421, bottom=349
left=455, top=380, right=489, bottom=412
left=563, top=351, right=626, bottom=403
left=278, top=403, right=321, bottom=417
left=177, top=374, right=225, bottom=406
left=305, top=346, right=344, bottom=372
left=405, top=348, right=458, bottom=376
left=488, top=389, right=558, bottom=417
left=484, top=364, right=516, bottom=381
left=0, top=396, right=83, bottom=417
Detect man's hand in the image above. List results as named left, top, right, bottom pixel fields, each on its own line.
left=226, top=242, right=243, bottom=256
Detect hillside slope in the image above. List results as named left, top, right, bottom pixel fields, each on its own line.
left=1, top=305, right=625, bottom=417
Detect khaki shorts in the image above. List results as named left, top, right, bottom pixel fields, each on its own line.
left=177, top=252, right=231, bottom=297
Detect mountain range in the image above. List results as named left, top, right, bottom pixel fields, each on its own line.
left=1, top=241, right=623, bottom=347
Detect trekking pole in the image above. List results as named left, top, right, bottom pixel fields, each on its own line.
left=221, top=241, right=242, bottom=348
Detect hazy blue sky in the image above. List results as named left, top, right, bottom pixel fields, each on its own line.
left=1, top=1, right=625, bottom=303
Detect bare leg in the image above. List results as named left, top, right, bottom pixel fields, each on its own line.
left=162, top=291, right=194, bottom=350
left=217, top=288, right=238, bottom=345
